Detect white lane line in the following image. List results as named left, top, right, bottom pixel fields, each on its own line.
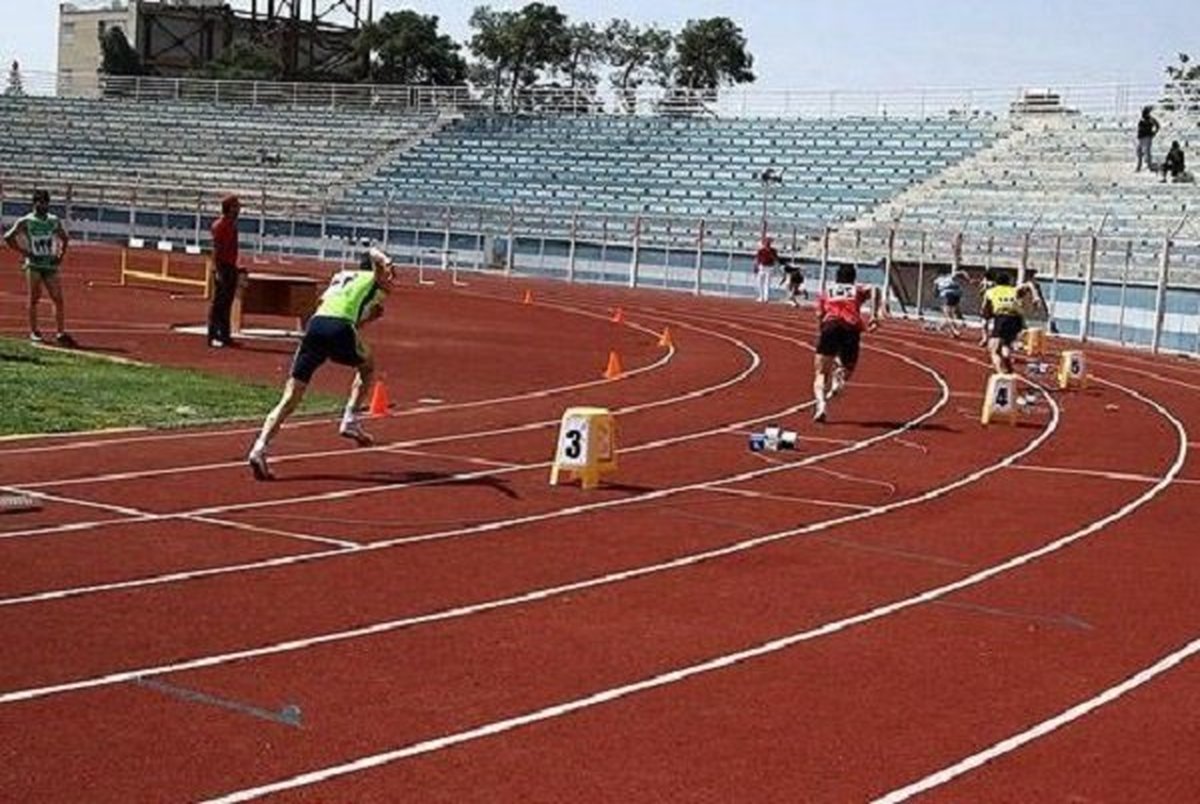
left=699, top=486, right=876, bottom=512
left=0, top=327, right=948, bottom=606
left=185, top=516, right=362, bottom=550
left=0, top=302, right=675, bottom=458
left=201, top=375, right=1186, bottom=804
left=0, top=358, right=962, bottom=704
left=19, top=312, right=749, bottom=490
left=384, top=449, right=522, bottom=469
left=1010, top=464, right=1200, bottom=486
left=0, top=484, right=148, bottom=518
left=872, top=643, right=1199, bottom=802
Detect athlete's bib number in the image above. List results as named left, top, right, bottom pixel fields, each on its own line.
left=827, top=283, right=856, bottom=300
left=30, top=235, right=54, bottom=257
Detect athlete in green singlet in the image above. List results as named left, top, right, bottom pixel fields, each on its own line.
left=247, top=247, right=396, bottom=480
left=3, top=189, right=74, bottom=345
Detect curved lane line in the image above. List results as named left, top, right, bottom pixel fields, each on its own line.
left=199, top=373, right=1184, bottom=804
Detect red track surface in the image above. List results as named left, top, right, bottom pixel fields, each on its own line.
left=1, top=248, right=1197, bottom=802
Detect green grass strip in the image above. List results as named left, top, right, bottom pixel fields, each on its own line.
left=0, top=337, right=341, bottom=437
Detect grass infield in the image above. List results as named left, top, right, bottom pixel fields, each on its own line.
left=0, top=337, right=341, bottom=436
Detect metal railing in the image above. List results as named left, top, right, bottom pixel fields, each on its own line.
left=3, top=178, right=1197, bottom=356
left=10, top=69, right=1192, bottom=120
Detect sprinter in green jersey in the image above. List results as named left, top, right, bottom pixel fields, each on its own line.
left=247, top=247, right=395, bottom=480
left=3, top=189, right=74, bottom=345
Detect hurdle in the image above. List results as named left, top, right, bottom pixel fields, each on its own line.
left=119, top=240, right=213, bottom=299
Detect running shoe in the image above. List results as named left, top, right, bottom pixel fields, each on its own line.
left=29, top=330, right=44, bottom=343
left=338, top=420, right=375, bottom=447
left=813, top=397, right=828, bottom=423
left=248, top=451, right=273, bottom=481
left=55, top=332, right=78, bottom=348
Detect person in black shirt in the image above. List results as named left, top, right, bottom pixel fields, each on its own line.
left=1161, top=140, right=1186, bottom=182
left=1136, top=106, right=1160, bottom=172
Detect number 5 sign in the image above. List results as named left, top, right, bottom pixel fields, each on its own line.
left=549, top=406, right=618, bottom=489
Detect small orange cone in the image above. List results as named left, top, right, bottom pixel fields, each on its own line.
left=603, top=351, right=623, bottom=380
left=657, top=327, right=673, bottom=348
left=368, top=381, right=390, bottom=416
left=522, top=289, right=533, bottom=304
left=611, top=307, right=624, bottom=323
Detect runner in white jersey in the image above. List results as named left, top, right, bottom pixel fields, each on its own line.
left=3, top=189, right=74, bottom=345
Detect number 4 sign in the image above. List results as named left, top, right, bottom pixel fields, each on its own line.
left=981, top=373, right=1019, bottom=426
left=549, top=406, right=618, bottom=489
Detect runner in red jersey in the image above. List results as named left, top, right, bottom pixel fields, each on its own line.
left=812, top=264, right=881, bottom=422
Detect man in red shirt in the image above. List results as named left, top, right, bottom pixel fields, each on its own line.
left=813, top=264, right=881, bottom=422
left=208, top=194, right=243, bottom=347
left=754, top=236, right=778, bottom=303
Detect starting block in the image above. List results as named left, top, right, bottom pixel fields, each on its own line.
left=549, top=406, right=617, bottom=490
left=1022, top=326, right=1047, bottom=356
left=1058, top=350, right=1088, bottom=390
left=981, top=373, right=1019, bottom=425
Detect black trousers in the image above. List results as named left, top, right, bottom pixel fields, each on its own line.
left=207, top=262, right=240, bottom=343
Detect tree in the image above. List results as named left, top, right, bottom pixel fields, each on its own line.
left=1163, top=52, right=1200, bottom=111
left=604, top=19, right=674, bottom=114
left=673, top=17, right=755, bottom=90
left=99, top=26, right=146, bottom=76
left=5, top=60, right=23, bottom=96
left=468, top=3, right=571, bottom=104
left=556, top=22, right=604, bottom=91
left=198, top=40, right=283, bottom=81
left=355, top=11, right=466, bottom=85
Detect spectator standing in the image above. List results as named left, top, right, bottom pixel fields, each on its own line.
left=3, top=189, right=74, bottom=345
left=208, top=194, right=244, bottom=347
left=754, top=236, right=779, bottom=303
left=1136, top=106, right=1159, bottom=172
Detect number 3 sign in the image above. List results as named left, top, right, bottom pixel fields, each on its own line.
left=550, top=407, right=617, bottom=489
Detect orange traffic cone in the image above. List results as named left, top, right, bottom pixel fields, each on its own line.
left=522, top=289, right=533, bottom=304
left=368, top=380, right=390, bottom=416
left=603, top=351, right=623, bottom=380
left=657, top=327, right=673, bottom=348
left=611, top=307, right=625, bottom=323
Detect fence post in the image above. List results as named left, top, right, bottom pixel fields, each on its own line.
left=818, top=225, right=831, bottom=292
left=505, top=205, right=515, bottom=276
left=724, top=219, right=735, bottom=296
left=161, top=187, right=170, bottom=243
left=1049, top=232, right=1062, bottom=324
left=916, top=231, right=927, bottom=320
left=257, top=187, right=267, bottom=257
left=1018, top=232, right=1030, bottom=284
left=319, top=203, right=328, bottom=261
left=1080, top=234, right=1098, bottom=342
left=629, top=215, right=642, bottom=288
left=442, top=205, right=452, bottom=272
left=382, top=193, right=391, bottom=251
left=1151, top=237, right=1173, bottom=354
left=1118, top=240, right=1132, bottom=345
left=566, top=211, right=578, bottom=284
left=694, top=218, right=706, bottom=295
left=883, top=225, right=896, bottom=315
left=128, top=188, right=137, bottom=241
left=193, top=192, right=202, bottom=247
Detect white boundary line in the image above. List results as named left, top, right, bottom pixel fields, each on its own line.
left=0, top=340, right=944, bottom=599
left=873, top=635, right=1200, bottom=803
left=185, top=516, right=360, bottom=550
left=0, top=299, right=676, bottom=457
left=201, top=374, right=1184, bottom=804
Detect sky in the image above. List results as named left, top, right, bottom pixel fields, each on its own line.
left=2, top=0, right=1196, bottom=91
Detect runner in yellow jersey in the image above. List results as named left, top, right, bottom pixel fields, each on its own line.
left=981, top=272, right=1042, bottom=374
left=247, top=247, right=395, bottom=480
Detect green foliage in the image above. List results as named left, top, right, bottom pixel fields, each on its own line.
left=674, top=17, right=755, bottom=89
left=604, top=19, right=674, bottom=113
left=356, top=11, right=467, bottom=85
left=468, top=3, right=571, bottom=100
left=198, top=40, right=284, bottom=81
left=99, top=26, right=147, bottom=76
left=1162, top=53, right=1200, bottom=111
left=0, top=338, right=339, bottom=436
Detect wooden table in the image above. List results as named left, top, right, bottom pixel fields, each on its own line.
left=232, top=272, right=321, bottom=334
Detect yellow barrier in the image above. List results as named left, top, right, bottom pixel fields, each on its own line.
left=120, top=248, right=213, bottom=299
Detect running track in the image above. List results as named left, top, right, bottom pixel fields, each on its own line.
left=0, top=251, right=1197, bottom=802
